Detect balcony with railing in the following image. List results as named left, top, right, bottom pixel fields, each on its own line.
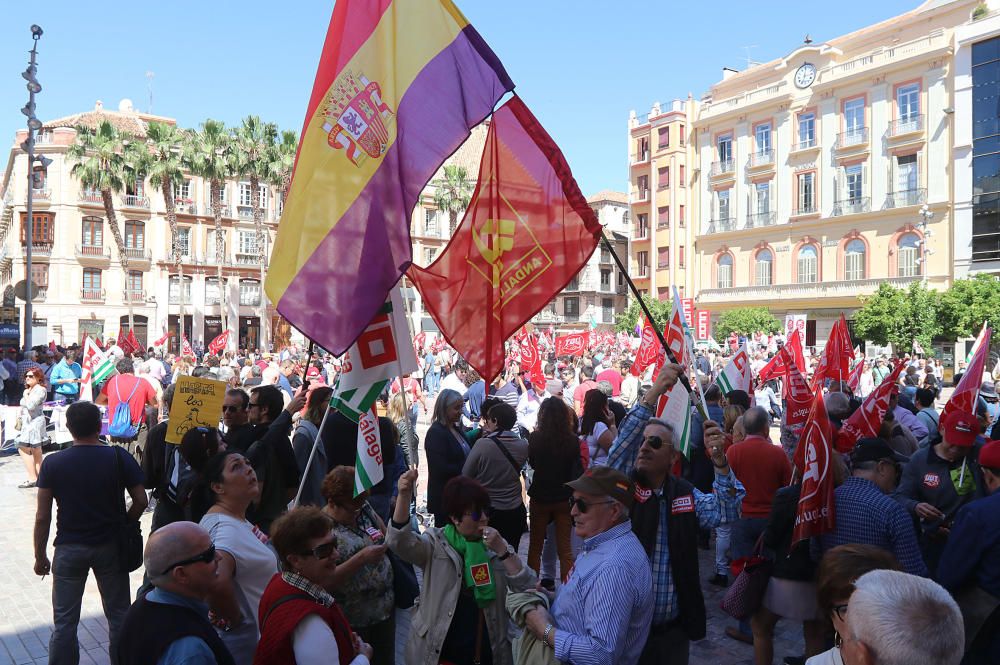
left=794, top=202, right=819, bottom=216
left=174, top=200, right=198, bottom=215
left=698, top=275, right=920, bottom=306
left=834, top=127, right=869, bottom=151
left=832, top=196, right=871, bottom=216
left=237, top=205, right=268, bottom=220
left=709, top=159, right=735, bottom=178
left=747, top=150, right=775, bottom=170
left=33, top=287, right=47, bottom=302
left=888, top=114, right=925, bottom=139
left=24, top=242, right=53, bottom=256
left=31, top=188, right=50, bottom=201
left=706, top=217, right=736, bottom=234
left=886, top=188, right=927, bottom=208
left=201, top=203, right=233, bottom=218
left=123, top=247, right=152, bottom=264
left=123, top=289, right=146, bottom=303
left=79, top=190, right=103, bottom=204
left=80, top=288, right=105, bottom=302
left=745, top=211, right=777, bottom=229
left=634, top=224, right=649, bottom=240
left=75, top=244, right=111, bottom=264
left=235, top=252, right=262, bottom=266
left=792, top=137, right=818, bottom=153
left=599, top=250, right=612, bottom=265
left=632, top=150, right=650, bottom=164
left=122, top=194, right=150, bottom=209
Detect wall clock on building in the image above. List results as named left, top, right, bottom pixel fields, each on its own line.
left=794, top=63, right=816, bottom=88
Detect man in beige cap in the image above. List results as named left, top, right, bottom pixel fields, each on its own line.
left=523, top=466, right=653, bottom=665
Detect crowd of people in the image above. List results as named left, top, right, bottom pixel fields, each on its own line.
left=12, top=331, right=1000, bottom=665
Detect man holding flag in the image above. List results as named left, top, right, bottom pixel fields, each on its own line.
left=606, top=364, right=745, bottom=663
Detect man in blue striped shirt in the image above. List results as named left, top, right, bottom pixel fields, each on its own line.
left=523, top=466, right=653, bottom=665
left=606, top=364, right=745, bottom=665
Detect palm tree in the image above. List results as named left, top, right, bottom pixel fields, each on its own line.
left=271, top=129, right=299, bottom=208
left=432, top=165, right=474, bottom=235
left=142, top=121, right=188, bottom=345
left=231, top=116, right=278, bottom=349
left=68, top=120, right=143, bottom=331
left=188, top=119, right=233, bottom=332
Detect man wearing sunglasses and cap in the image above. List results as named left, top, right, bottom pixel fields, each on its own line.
left=118, top=521, right=233, bottom=664
left=565, top=363, right=744, bottom=664
left=894, top=409, right=988, bottom=572
left=523, top=465, right=653, bottom=665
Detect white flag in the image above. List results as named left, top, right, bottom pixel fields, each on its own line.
left=354, top=407, right=384, bottom=497
left=80, top=337, right=116, bottom=401
left=715, top=342, right=752, bottom=394
left=655, top=380, right=693, bottom=458
left=336, top=285, right=418, bottom=394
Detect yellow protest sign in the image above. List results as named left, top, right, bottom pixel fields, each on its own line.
left=166, top=374, right=227, bottom=444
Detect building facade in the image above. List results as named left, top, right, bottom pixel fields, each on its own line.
left=0, top=100, right=284, bottom=353
left=689, top=0, right=982, bottom=345
left=627, top=99, right=695, bottom=301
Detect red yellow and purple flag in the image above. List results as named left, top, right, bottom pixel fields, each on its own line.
left=265, top=0, right=514, bottom=355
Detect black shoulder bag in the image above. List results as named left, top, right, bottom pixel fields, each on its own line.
left=114, top=445, right=144, bottom=573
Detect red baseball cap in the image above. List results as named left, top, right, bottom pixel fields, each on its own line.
left=942, top=410, right=980, bottom=447
left=980, top=440, right=1000, bottom=468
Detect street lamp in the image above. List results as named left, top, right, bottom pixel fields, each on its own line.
left=20, top=24, right=44, bottom=350
left=918, top=203, right=934, bottom=285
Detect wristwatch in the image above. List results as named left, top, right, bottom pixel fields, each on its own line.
left=498, top=545, right=515, bottom=561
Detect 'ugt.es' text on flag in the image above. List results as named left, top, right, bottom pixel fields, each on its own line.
left=836, top=359, right=906, bottom=453
left=354, top=407, right=384, bottom=497
left=408, top=96, right=602, bottom=382
left=555, top=331, right=589, bottom=357
left=792, top=391, right=836, bottom=544
left=785, top=356, right=814, bottom=429
left=264, top=0, right=514, bottom=357
left=654, top=381, right=693, bottom=459
left=715, top=342, right=752, bottom=394
left=944, top=324, right=993, bottom=421
left=332, top=286, right=419, bottom=422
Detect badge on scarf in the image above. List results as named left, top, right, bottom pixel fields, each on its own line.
left=633, top=485, right=652, bottom=503
left=470, top=563, right=492, bottom=587
left=365, top=526, right=384, bottom=544
left=671, top=494, right=694, bottom=514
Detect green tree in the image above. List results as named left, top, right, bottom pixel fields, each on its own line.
left=853, top=281, right=941, bottom=352
left=232, top=116, right=279, bottom=350
left=432, top=165, right=473, bottom=234
left=187, top=119, right=234, bottom=332
left=68, top=120, right=144, bottom=331
left=142, top=121, right=188, bottom=342
left=714, top=307, right=780, bottom=342
left=271, top=129, right=298, bottom=207
left=938, top=274, right=1000, bottom=339
left=614, top=295, right=671, bottom=333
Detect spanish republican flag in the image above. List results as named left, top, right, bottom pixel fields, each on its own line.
left=265, top=0, right=514, bottom=355
left=408, top=96, right=601, bottom=381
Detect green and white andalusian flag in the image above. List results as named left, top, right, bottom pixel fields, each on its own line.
left=329, top=377, right=388, bottom=422
left=354, top=406, right=384, bottom=497
left=655, top=381, right=693, bottom=458
left=715, top=342, right=752, bottom=394
left=79, top=336, right=116, bottom=402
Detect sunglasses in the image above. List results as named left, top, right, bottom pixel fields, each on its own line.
left=464, top=507, right=493, bottom=522
left=568, top=497, right=616, bottom=513
left=643, top=435, right=664, bottom=450
left=160, top=544, right=217, bottom=576
left=298, top=539, right=338, bottom=560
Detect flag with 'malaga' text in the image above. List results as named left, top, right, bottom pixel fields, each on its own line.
left=354, top=407, right=384, bottom=497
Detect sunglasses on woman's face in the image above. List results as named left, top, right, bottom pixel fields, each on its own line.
left=464, top=507, right=492, bottom=522
left=299, top=539, right=338, bottom=560
left=568, top=497, right=615, bottom=513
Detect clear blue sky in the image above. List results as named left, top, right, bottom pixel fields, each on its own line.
left=2, top=0, right=917, bottom=195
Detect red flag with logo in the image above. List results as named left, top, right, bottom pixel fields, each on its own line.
left=181, top=334, right=195, bottom=357
left=519, top=334, right=545, bottom=387
left=555, top=331, right=589, bottom=357
left=413, top=331, right=426, bottom=357
left=665, top=289, right=687, bottom=364
left=407, top=96, right=601, bottom=383
left=943, top=324, right=993, bottom=421
left=811, top=316, right=851, bottom=391
left=786, top=327, right=806, bottom=375
left=152, top=331, right=173, bottom=347
left=836, top=359, right=906, bottom=453
left=847, top=356, right=865, bottom=391
left=208, top=330, right=230, bottom=355
left=785, top=359, right=814, bottom=428
left=757, top=348, right=791, bottom=383
left=630, top=317, right=664, bottom=377
left=126, top=329, right=141, bottom=355
left=792, top=391, right=836, bottom=544
left=117, top=329, right=130, bottom=352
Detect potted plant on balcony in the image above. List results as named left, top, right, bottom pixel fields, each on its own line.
left=973, top=2, right=989, bottom=20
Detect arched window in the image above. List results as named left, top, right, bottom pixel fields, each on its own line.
left=797, top=245, right=818, bottom=284
left=898, top=233, right=921, bottom=277
left=754, top=249, right=773, bottom=286
left=717, top=254, right=733, bottom=289
left=845, top=239, right=866, bottom=280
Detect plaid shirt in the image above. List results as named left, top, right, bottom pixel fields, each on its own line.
left=281, top=571, right=336, bottom=608
left=16, top=360, right=43, bottom=381
left=607, top=404, right=745, bottom=623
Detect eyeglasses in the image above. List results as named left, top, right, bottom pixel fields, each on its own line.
left=643, top=435, right=664, bottom=450
left=832, top=603, right=849, bottom=622
left=160, top=544, right=217, bottom=576
left=247, top=402, right=261, bottom=409
left=221, top=405, right=242, bottom=412
left=464, top=507, right=492, bottom=522
left=297, top=539, right=338, bottom=560
left=568, top=497, right=616, bottom=513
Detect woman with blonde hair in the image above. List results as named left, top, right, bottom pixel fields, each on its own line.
left=387, top=391, right=417, bottom=467
left=292, top=385, right=334, bottom=507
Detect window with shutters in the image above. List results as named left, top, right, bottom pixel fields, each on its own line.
left=658, top=167, right=669, bottom=189
left=798, top=112, right=816, bottom=149
left=83, top=268, right=102, bottom=290
left=239, top=279, right=261, bottom=306
left=679, top=165, right=685, bottom=187
left=125, top=221, right=145, bottom=249
left=679, top=204, right=685, bottom=227
left=678, top=245, right=685, bottom=268
left=797, top=172, right=816, bottom=214
left=717, top=254, right=733, bottom=289
left=177, top=227, right=191, bottom=257
left=20, top=211, right=55, bottom=245
left=81, top=216, right=103, bottom=247
left=797, top=245, right=818, bottom=283
left=29, top=264, right=49, bottom=288
left=754, top=249, right=773, bottom=286
left=600, top=269, right=611, bottom=291
left=845, top=239, right=866, bottom=280
left=898, top=233, right=921, bottom=277
left=564, top=297, right=580, bottom=320
left=658, top=206, right=670, bottom=228
left=127, top=271, right=143, bottom=292
left=658, top=127, right=669, bottom=149
left=169, top=276, right=193, bottom=303
left=846, top=165, right=864, bottom=202
left=658, top=247, right=670, bottom=270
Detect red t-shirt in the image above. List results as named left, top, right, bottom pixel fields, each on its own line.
left=725, top=434, right=792, bottom=518
left=390, top=377, right=421, bottom=403
left=595, top=369, right=623, bottom=396
left=102, top=374, right=156, bottom=427
left=573, top=380, right=599, bottom=413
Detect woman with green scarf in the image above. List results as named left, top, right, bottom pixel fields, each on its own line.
left=387, top=469, right=536, bottom=665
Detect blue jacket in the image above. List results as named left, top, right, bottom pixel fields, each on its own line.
left=50, top=360, right=82, bottom=397
left=937, top=489, right=1000, bottom=598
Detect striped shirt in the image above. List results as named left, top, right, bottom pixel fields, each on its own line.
left=551, top=521, right=653, bottom=665
left=607, top=404, right=746, bottom=623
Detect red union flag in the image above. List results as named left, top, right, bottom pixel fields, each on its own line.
left=181, top=334, right=195, bottom=357
left=126, top=328, right=141, bottom=355
left=152, top=331, right=174, bottom=347
left=665, top=289, right=688, bottom=364
left=837, top=359, right=906, bottom=452
left=847, top=355, right=865, bottom=391
left=944, top=324, right=992, bottom=420
left=631, top=317, right=664, bottom=377
left=555, top=331, right=589, bottom=357
left=792, top=391, right=836, bottom=544
left=681, top=298, right=694, bottom=328
left=758, top=347, right=791, bottom=383
left=208, top=330, right=230, bottom=355
left=519, top=333, right=546, bottom=387
left=696, top=310, right=711, bottom=340
left=785, top=360, right=814, bottom=428
left=408, top=96, right=601, bottom=382
left=811, top=315, right=852, bottom=391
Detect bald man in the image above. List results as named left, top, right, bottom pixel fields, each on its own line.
left=117, top=522, right=235, bottom=665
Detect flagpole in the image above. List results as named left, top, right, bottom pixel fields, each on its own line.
left=599, top=231, right=706, bottom=419
left=387, top=286, right=415, bottom=470
left=292, top=403, right=333, bottom=508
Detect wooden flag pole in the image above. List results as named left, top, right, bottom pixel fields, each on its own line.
left=599, top=232, right=707, bottom=420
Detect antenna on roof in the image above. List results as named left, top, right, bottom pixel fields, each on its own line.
left=145, top=71, right=154, bottom=114
left=742, top=45, right=761, bottom=69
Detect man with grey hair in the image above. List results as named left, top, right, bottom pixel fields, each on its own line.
left=117, top=521, right=234, bottom=664
left=841, top=569, right=963, bottom=665
left=825, top=390, right=851, bottom=427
